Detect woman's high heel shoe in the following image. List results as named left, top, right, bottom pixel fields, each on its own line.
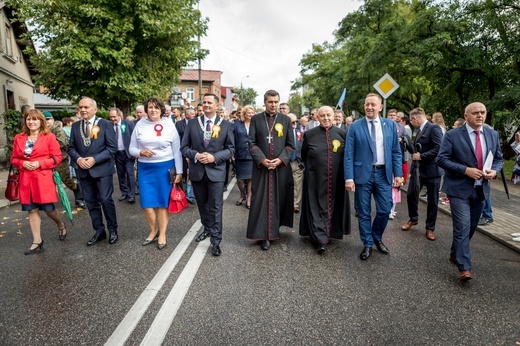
left=157, top=242, right=167, bottom=250
left=142, top=236, right=158, bottom=246
left=236, top=197, right=244, bottom=206
left=24, top=239, right=44, bottom=255
left=58, top=222, right=67, bottom=241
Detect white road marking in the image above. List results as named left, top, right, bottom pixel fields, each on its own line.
left=104, top=220, right=201, bottom=346
left=105, top=178, right=236, bottom=346
left=139, top=241, right=210, bottom=346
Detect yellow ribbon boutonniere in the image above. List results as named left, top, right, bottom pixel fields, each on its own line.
left=91, top=126, right=100, bottom=139
left=274, top=123, right=283, bottom=137
left=212, top=124, right=221, bottom=138
left=332, top=139, right=341, bottom=153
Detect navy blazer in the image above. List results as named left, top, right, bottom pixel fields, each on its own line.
left=234, top=120, right=252, bottom=160
left=344, top=117, right=402, bottom=185
left=437, top=124, right=503, bottom=199
left=415, top=121, right=444, bottom=178
left=68, top=116, right=117, bottom=179
left=181, top=116, right=235, bottom=182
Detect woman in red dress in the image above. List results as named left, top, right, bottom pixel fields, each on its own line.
left=11, top=109, right=66, bottom=255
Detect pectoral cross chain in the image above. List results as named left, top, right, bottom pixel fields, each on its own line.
left=266, top=134, right=273, bottom=144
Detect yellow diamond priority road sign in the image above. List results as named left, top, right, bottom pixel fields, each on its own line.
left=373, top=73, right=399, bottom=99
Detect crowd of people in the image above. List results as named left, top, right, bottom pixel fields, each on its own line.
left=11, top=91, right=506, bottom=281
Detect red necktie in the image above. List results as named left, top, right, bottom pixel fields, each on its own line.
left=475, top=130, right=483, bottom=170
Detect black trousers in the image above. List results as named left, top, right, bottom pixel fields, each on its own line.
left=80, top=173, right=118, bottom=234
left=191, top=173, right=224, bottom=245
left=407, top=176, right=440, bottom=231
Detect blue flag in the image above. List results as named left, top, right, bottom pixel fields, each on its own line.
left=336, top=88, right=347, bottom=109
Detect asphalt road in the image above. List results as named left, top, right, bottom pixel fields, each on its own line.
left=0, top=179, right=518, bottom=345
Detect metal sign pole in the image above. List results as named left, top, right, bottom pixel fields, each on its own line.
left=383, top=98, right=387, bottom=118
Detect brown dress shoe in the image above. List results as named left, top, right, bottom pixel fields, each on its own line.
left=401, top=220, right=418, bottom=231
left=459, top=270, right=473, bottom=281
left=425, top=230, right=436, bottom=241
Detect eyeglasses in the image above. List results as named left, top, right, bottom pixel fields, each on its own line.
left=311, top=113, right=316, bottom=116
left=291, top=121, right=297, bottom=124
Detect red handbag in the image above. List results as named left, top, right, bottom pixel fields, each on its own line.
left=168, top=183, right=188, bottom=214
left=5, top=165, right=20, bottom=201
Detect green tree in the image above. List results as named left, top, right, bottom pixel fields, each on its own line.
left=234, top=87, right=258, bottom=107
left=287, top=91, right=303, bottom=117
left=14, top=0, right=207, bottom=115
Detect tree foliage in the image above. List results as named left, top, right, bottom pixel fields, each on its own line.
left=14, top=0, right=207, bottom=115
left=234, top=87, right=258, bottom=107
left=293, top=0, right=520, bottom=153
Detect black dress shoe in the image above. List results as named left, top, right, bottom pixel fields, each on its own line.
left=118, top=195, right=127, bottom=201
left=109, top=232, right=118, bottom=244
left=211, top=244, right=221, bottom=256
left=187, top=198, right=195, bottom=205
left=128, top=197, right=135, bottom=203
left=317, top=244, right=327, bottom=254
left=195, top=230, right=210, bottom=242
left=359, top=247, right=372, bottom=260
left=374, top=241, right=390, bottom=254
left=260, top=240, right=270, bottom=250
left=76, top=200, right=86, bottom=208
left=87, top=232, right=106, bottom=246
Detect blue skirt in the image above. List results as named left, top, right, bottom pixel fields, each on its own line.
left=138, top=159, right=174, bottom=208
left=235, top=159, right=253, bottom=180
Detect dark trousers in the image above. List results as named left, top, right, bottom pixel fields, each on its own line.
left=449, top=187, right=485, bottom=271
left=80, top=173, right=118, bottom=234
left=192, top=173, right=224, bottom=245
left=407, top=176, right=440, bottom=230
left=115, top=151, right=136, bottom=198
left=355, top=168, right=392, bottom=247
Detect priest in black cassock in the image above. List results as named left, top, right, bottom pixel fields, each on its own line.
left=247, top=90, right=295, bottom=250
left=299, top=106, right=351, bottom=254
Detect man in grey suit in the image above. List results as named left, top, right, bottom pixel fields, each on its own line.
left=181, top=93, right=235, bottom=256
left=68, top=97, right=119, bottom=246
left=437, top=102, right=503, bottom=281
left=109, top=108, right=136, bottom=203
left=305, top=108, right=319, bottom=131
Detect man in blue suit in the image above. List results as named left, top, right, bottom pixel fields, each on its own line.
left=109, top=108, right=136, bottom=203
left=437, top=102, right=503, bottom=281
left=344, top=93, right=403, bottom=260
left=68, top=97, right=119, bottom=246
left=181, top=93, right=235, bottom=256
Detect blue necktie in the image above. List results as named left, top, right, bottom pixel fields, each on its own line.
left=370, top=120, right=377, bottom=164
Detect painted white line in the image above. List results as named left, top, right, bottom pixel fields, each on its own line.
left=139, top=241, right=210, bottom=346
left=104, top=220, right=202, bottom=346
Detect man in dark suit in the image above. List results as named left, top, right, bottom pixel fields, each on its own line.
left=109, top=108, right=136, bottom=203
left=334, top=109, right=347, bottom=130
left=344, top=93, right=403, bottom=260
left=68, top=97, right=119, bottom=246
left=437, top=102, right=503, bottom=281
left=181, top=93, right=235, bottom=256
left=401, top=107, right=444, bottom=241
left=289, top=113, right=304, bottom=213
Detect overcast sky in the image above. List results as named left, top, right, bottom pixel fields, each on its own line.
left=197, top=0, right=361, bottom=108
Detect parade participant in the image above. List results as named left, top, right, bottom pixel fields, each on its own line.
left=181, top=93, right=235, bottom=256
left=135, top=105, right=146, bottom=121
left=279, top=103, right=290, bottom=115
left=288, top=113, right=304, bottom=213
left=109, top=108, right=136, bottom=203
left=299, top=106, right=350, bottom=253
left=129, top=97, right=183, bottom=250
left=401, top=108, right=444, bottom=240
left=334, top=109, right=347, bottom=130
left=176, top=107, right=196, bottom=204
left=12, top=110, right=66, bottom=254
left=305, top=109, right=319, bottom=130
left=68, top=97, right=119, bottom=246
left=437, top=102, right=503, bottom=281
left=246, top=90, right=295, bottom=250
left=344, top=93, right=403, bottom=260
left=234, top=105, right=254, bottom=208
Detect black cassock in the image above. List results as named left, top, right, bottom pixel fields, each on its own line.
left=299, top=126, right=351, bottom=245
left=247, top=112, right=295, bottom=240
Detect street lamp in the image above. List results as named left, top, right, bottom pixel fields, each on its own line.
left=240, top=75, right=250, bottom=89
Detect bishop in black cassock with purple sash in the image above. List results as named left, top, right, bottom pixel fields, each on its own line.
left=247, top=90, right=295, bottom=250
left=298, top=106, right=351, bottom=254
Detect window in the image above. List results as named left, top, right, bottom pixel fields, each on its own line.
left=5, top=24, right=13, bottom=57
left=186, top=87, right=195, bottom=102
